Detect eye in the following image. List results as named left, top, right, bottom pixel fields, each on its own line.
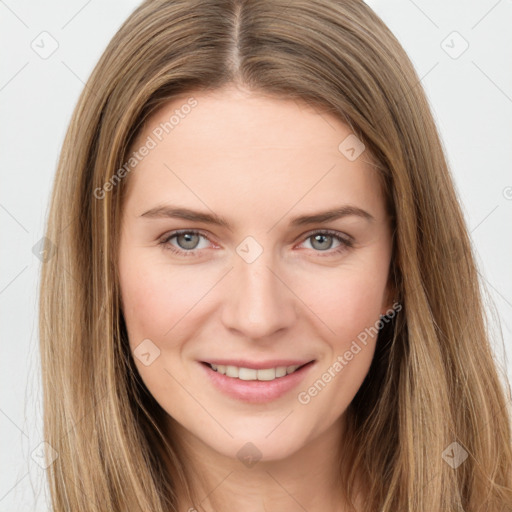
left=159, top=229, right=353, bottom=257
left=160, top=230, right=213, bottom=256
left=299, top=230, right=353, bottom=255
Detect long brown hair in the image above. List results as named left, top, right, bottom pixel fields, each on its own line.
left=39, top=0, right=512, bottom=510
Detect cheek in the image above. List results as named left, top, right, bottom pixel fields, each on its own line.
left=118, top=252, right=203, bottom=408
left=293, top=260, right=388, bottom=415
left=297, top=260, right=388, bottom=341
left=296, top=292, right=381, bottom=427
left=119, top=253, right=207, bottom=346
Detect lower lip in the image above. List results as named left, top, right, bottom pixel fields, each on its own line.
left=199, top=361, right=316, bottom=403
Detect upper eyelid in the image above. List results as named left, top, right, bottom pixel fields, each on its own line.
left=302, top=228, right=353, bottom=242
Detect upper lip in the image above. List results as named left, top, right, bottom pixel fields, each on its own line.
left=201, top=359, right=315, bottom=370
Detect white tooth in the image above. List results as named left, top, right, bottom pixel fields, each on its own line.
left=257, top=368, right=276, bottom=381
left=286, top=365, right=300, bottom=375
left=215, top=364, right=303, bottom=379
left=239, top=367, right=258, bottom=380
left=226, top=365, right=239, bottom=378
left=275, top=366, right=287, bottom=378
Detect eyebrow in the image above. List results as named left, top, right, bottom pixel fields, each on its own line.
left=139, top=204, right=375, bottom=228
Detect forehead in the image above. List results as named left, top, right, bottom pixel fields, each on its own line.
left=122, top=86, right=385, bottom=222
left=135, top=86, right=352, bottom=158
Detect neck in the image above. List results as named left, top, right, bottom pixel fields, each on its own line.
left=165, top=414, right=364, bottom=512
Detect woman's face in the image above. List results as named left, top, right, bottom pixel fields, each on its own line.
left=118, top=85, right=394, bottom=462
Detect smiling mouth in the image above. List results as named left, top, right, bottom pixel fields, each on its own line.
left=202, top=361, right=314, bottom=381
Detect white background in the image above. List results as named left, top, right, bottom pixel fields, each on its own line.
left=1, top=1, right=511, bottom=510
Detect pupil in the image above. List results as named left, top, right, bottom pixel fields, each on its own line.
left=312, top=234, right=332, bottom=251
left=178, top=233, right=198, bottom=249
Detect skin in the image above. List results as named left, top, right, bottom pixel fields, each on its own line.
left=118, top=84, right=394, bottom=512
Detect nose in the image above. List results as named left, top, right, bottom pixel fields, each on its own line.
left=220, top=249, right=297, bottom=340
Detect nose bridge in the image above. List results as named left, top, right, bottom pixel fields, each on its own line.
left=221, top=239, right=296, bottom=338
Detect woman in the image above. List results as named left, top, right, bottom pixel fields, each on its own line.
left=39, top=0, right=512, bottom=510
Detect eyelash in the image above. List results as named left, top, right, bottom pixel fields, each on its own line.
left=159, top=229, right=354, bottom=258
